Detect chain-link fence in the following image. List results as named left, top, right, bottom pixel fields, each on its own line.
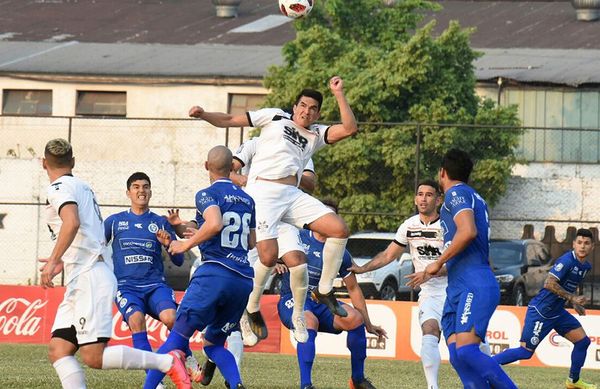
left=1, top=115, right=598, bottom=306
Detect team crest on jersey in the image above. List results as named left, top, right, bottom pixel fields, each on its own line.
left=148, top=222, right=159, bottom=233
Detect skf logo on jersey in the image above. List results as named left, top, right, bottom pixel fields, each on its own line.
left=460, top=292, right=474, bottom=325
left=283, top=125, right=309, bottom=150
left=148, top=222, right=159, bottom=233
left=118, top=221, right=129, bottom=230
left=416, top=245, right=443, bottom=256
left=554, top=263, right=564, bottom=272
left=221, top=322, right=237, bottom=333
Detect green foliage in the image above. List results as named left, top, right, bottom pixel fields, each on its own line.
left=264, top=0, right=523, bottom=231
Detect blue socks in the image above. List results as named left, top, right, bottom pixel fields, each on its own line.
left=297, top=329, right=317, bottom=388
left=570, top=336, right=590, bottom=383
left=143, top=330, right=189, bottom=389
left=347, top=325, right=366, bottom=381
left=493, top=346, right=534, bottom=365
left=204, top=344, right=242, bottom=387
left=448, top=342, right=490, bottom=389
left=457, top=343, right=517, bottom=389
left=132, top=331, right=153, bottom=352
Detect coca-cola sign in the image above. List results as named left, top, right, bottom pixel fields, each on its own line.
left=0, top=297, right=47, bottom=337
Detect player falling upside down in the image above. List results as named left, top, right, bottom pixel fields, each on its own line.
left=425, top=149, right=517, bottom=389
left=143, top=145, right=255, bottom=389
left=189, top=76, right=358, bottom=343
left=278, top=199, right=386, bottom=389
left=494, top=228, right=597, bottom=389
left=40, top=138, right=189, bottom=389
left=104, top=172, right=201, bottom=385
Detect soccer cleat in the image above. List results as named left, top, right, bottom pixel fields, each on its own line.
left=165, top=350, right=191, bottom=389
left=199, top=359, right=216, bottom=386
left=292, top=313, right=309, bottom=343
left=240, top=310, right=259, bottom=346
left=566, top=379, right=597, bottom=389
left=301, top=385, right=316, bottom=389
left=312, top=289, right=348, bottom=317
left=156, top=383, right=166, bottom=389
left=349, top=377, right=377, bottom=389
left=246, top=309, right=268, bottom=340
left=185, top=354, right=202, bottom=383
left=225, top=382, right=246, bottom=389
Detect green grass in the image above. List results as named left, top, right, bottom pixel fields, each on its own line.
left=0, top=343, right=598, bottom=388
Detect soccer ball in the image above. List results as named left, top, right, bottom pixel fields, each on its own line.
left=278, top=0, right=313, bottom=19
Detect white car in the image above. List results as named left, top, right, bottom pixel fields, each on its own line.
left=333, top=232, right=416, bottom=301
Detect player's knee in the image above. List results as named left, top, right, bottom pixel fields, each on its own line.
left=79, top=349, right=103, bottom=369
left=576, top=336, right=591, bottom=349
left=305, top=311, right=319, bottom=330
left=329, top=220, right=349, bottom=239
left=127, top=311, right=146, bottom=333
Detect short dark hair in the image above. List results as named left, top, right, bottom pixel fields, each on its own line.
left=576, top=228, right=594, bottom=242
left=416, top=179, right=441, bottom=195
left=127, top=172, right=151, bottom=189
left=441, top=149, right=473, bottom=183
left=295, top=89, right=323, bottom=111
left=321, top=197, right=339, bottom=214
left=44, top=138, right=73, bottom=167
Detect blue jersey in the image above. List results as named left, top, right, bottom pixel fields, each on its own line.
left=104, top=209, right=183, bottom=287
left=193, top=178, right=255, bottom=279
left=280, top=229, right=352, bottom=296
left=529, top=250, right=592, bottom=318
left=441, top=183, right=495, bottom=286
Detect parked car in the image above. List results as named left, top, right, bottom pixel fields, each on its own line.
left=490, top=239, right=553, bottom=306
left=333, top=232, right=416, bottom=301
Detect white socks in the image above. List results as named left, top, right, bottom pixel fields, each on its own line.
left=480, top=340, right=492, bottom=356
left=53, top=355, right=86, bottom=389
left=289, top=263, right=308, bottom=317
left=101, top=345, right=172, bottom=373
left=226, top=330, right=244, bottom=371
left=421, top=334, right=441, bottom=389
left=246, top=260, right=274, bottom=313
left=319, top=237, right=348, bottom=294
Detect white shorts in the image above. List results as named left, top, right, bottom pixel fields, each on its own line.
left=247, top=222, right=304, bottom=265
left=52, top=261, right=117, bottom=345
left=417, top=293, right=446, bottom=328
left=245, top=180, right=333, bottom=242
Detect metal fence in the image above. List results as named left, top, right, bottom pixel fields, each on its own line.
left=0, top=115, right=598, bottom=306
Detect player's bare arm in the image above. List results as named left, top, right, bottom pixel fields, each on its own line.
left=299, top=170, right=316, bottom=193
left=169, top=206, right=223, bottom=254
left=230, top=159, right=248, bottom=187
left=425, top=210, right=477, bottom=276
left=324, top=76, right=359, bottom=144
left=248, top=228, right=256, bottom=250
left=40, top=203, right=80, bottom=288
left=544, top=275, right=587, bottom=315
left=344, top=273, right=387, bottom=340
left=406, top=265, right=447, bottom=289
left=348, top=241, right=404, bottom=274
left=166, top=208, right=197, bottom=238
left=189, top=105, right=250, bottom=128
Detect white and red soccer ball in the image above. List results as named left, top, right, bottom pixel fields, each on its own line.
left=278, top=0, right=314, bottom=19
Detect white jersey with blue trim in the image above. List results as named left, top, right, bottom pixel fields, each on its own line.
left=245, top=108, right=327, bottom=185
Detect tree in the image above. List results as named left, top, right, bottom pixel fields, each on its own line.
left=264, top=0, right=522, bottom=231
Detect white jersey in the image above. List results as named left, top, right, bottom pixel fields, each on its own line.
left=234, top=137, right=315, bottom=179
left=246, top=108, right=327, bottom=184
left=394, top=214, right=447, bottom=297
left=45, top=174, right=111, bottom=285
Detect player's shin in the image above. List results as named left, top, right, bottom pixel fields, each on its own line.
left=204, top=344, right=242, bottom=387
left=226, top=330, right=244, bottom=370
left=570, top=336, right=591, bottom=383
left=289, top=263, right=309, bottom=342
left=53, top=355, right=86, bottom=389
left=318, top=238, right=347, bottom=295
left=492, top=346, right=533, bottom=365
left=246, top=260, right=274, bottom=313
left=421, top=334, right=441, bottom=389
left=457, top=343, right=517, bottom=389
left=346, top=325, right=367, bottom=382
left=297, top=329, right=317, bottom=387
left=102, top=345, right=172, bottom=371
left=448, top=342, right=490, bottom=389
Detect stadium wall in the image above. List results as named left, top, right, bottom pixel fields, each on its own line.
left=1, top=285, right=598, bottom=370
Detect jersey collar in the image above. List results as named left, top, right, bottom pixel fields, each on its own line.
left=214, top=178, right=233, bottom=184
left=420, top=216, right=440, bottom=226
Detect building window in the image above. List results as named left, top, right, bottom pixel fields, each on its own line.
left=2, top=89, right=52, bottom=115
left=228, top=94, right=266, bottom=115
left=76, top=91, right=126, bottom=117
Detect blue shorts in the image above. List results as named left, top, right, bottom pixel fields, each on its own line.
left=176, top=263, right=252, bottom=346
left=442, top=283, right=500, bottom=341
left=115, top=283, right=177, bottom=323
left=521, top=305, right=582, bottom=349
left=277, top=293, right=345, bottom=334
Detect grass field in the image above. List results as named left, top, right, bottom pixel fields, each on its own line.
left=1, top=343, right=599, bottom=388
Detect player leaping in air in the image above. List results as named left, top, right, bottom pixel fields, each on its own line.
left=189, top=76, right=358, bottom=343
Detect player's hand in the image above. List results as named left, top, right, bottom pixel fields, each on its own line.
left=183, top=226, right=198, bottom=239
left=168, top=241, right=188, bottom=255
left=156, top=229, right=172, bottom=247
left=366, top=324, right=387, bottom=341
left=347, top=262, right=365, bottom=274
left=571, top=295, right=588, bottom=307
left=189, top=105, right=205, bottom=118
left=573, top=303, right=586, bottom=316
left=39, top=258, right=64, bottom=288
left=166, top=209, right=183, bottom=226
left=425, top=261, right=443, bottom=276
left=329, top=76, right=344, bottom=95
left=405, top=271, right=430, bottom=289
left=272, top=263, right=288, bottom=275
